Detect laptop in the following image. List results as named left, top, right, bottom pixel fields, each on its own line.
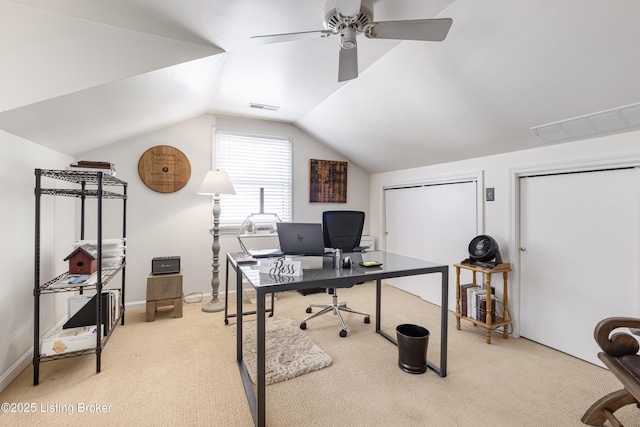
left=276, top=222, right=326, bottom=256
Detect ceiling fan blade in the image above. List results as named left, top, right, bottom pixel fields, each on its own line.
left=338, top=45, right=358, bottom=82
left=335, top=0, right=362, bottom=18
left=251, top=30, right=334, bottom=45
left=366, top=18, right=453, bottom=42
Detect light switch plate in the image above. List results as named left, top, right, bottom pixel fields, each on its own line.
left=486, top=187, right=495, bottom=202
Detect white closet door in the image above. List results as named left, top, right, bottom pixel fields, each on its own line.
left=385, top=181, right=478, bottom=310
left=519, top=168, right=639, bottom=365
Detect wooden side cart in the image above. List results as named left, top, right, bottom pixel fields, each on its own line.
left=454, top=260, right=512, bottom=344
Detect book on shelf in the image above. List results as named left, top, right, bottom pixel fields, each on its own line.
left=110, top=289, right=121, bottom=324
left=477, top=295, right=497, bottom=323
left=465, top=285, right=480, bottom=318
left=67, top=160, right=116, bottom=176
left=460, top=283, right=476, bottom=317
left=470, top=288, right=486, bottom=320
left=73, top=160, right=114, bottom=169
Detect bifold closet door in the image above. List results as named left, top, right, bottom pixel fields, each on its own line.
left=519, top=167, right=639, bottom=366
left=384, top=181, right=477, bottom=311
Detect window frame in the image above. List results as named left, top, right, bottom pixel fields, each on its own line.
left=212, top=128, right=292, bottom=232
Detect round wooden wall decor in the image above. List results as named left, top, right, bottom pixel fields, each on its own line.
left=137, top=145, right=191, bottom=193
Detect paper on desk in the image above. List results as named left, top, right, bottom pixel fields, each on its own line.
left=248, top=248, right=281, bottom=257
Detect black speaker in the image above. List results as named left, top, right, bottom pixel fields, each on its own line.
left=151, top=256, right=181, bottom=275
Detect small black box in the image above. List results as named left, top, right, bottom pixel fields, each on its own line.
left=152, top=256, right=181, bottom=275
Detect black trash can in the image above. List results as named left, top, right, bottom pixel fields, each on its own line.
left=396, top=324, right=429, bottom=374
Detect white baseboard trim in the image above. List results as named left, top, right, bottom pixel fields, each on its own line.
left=0, top=316, right=68, bottom=392
left=1, top=291, right=239, bottom=393
left=0, top=351, right=32, bottom=393
left=125, top=300, right=146, bottom=311
left=125, top=289, right=238, bottom=311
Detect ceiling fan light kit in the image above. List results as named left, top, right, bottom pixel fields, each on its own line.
left=340, top=26, right=357, bottom=49
left=251, top=0, right=452, bottom=82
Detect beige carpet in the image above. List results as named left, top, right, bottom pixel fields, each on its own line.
left=233, top=316, right=332, bottom=385
left=1, top=282, right=640, bottom=426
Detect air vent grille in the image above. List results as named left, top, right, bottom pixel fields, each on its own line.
left=531, top=102, right=640, bottom=143
left=249, top=103, right=280, bottom=111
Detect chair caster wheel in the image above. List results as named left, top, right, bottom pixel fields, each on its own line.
left=300, top=322, right=307, bottom=330
left=306, top=307, right=312, bottom=314
left=364, top=316, right=370, bottom=324
left=339, top=329, right=347, bottom=337
left=224, top=319, right=229, bottom=325
left=269, top=312, right=274, bottom=317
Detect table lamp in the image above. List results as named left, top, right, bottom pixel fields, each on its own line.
left=198, top=170, right=236, bottom=312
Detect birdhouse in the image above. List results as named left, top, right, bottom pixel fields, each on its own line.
left=64, top=244, right=98, bottom=275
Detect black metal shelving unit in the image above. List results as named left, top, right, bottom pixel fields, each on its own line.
left=33, top=169, right=127, bottom=385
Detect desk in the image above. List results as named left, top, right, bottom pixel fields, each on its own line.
left=227, top=250, right=449, bottom=427
left=223, top=258, right=274, bottom=325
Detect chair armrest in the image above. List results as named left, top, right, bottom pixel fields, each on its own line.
left=594, top=317, right=640, bottom=358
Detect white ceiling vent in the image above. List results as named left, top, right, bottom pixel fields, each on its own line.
left=249, top=103, right=280, bottom=111
left=531, top=102, right=640, bottom=143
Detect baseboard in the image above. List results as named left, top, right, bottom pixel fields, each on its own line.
left=1, top=291, right=238, bottom=393
left=128, top=288, right=237, bottom=310
left=1, top=300, right=150, bottom=392
left=125, top=300, right=146, bottom=311
left=0, top=316, right=68, bottom=392
left=0, top=350, right=32, bottom=392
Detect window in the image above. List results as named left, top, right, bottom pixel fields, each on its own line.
left=215, top=131, right=292, bottom=228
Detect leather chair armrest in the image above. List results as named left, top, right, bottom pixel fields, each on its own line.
left=594, top=317, right=640, bottom=358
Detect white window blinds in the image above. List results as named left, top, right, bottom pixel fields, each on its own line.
left=215, top=131, right=292, bottom=228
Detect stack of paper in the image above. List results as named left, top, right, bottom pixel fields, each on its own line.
left=40, top=325, right=98, bottom=356
left=48, top=272, right=98, bottom=289
left=74, top=238, right=126, bottom=267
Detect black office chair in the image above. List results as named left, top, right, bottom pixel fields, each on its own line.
left=299, top=211, right=370, bottom=337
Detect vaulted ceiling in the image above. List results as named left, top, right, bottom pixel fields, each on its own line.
left=1, top=0, right=640, bottom=173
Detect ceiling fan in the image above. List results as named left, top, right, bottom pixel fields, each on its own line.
left=250, top=0, right=453, bottom=82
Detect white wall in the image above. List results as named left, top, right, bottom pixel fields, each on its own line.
left=0, top=130, right=74, bottom=390
left=0, top=113, right=370, bottom=392
left=370, top=130, right=640, bottom=334
left=4, top=112, right=638, bottom=391
left=77, top=113, right=371, bottom=306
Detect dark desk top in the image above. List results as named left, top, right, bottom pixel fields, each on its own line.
left=229, top=251, right=447, bottom=293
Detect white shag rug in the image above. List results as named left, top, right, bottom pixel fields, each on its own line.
left=235, top=316, right=332, bottom=385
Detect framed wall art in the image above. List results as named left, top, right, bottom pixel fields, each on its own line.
left=309, top=159, right=347, bottom=203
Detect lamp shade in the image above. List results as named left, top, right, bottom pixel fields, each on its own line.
left=197, top=170, right=236, bottom=195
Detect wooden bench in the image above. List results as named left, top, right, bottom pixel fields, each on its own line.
left=146, top=271, right=183, bottom=322
left=582, top=317, right=640, bottom=426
